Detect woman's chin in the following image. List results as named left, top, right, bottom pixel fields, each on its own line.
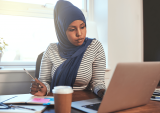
left=74, top=42, right=84, bottom=46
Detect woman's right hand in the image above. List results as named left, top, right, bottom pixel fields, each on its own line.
left=97, top=89, right=105, bottom=99
left=30, top=78, right=47, bottom=96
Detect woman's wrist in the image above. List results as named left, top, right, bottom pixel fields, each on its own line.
left=47, top=92, right=53, bottom=96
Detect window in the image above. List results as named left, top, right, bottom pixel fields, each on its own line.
left=0, top=0, right=86, bottom=66
left=0, top=15, right=57, bottom=62
left=4, top=0, right=84, bottom=9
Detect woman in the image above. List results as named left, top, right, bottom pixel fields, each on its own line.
left=30, top=0, right=106, bottom=98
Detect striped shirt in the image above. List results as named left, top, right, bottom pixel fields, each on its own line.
left=39, top=39, right=106, bottom=95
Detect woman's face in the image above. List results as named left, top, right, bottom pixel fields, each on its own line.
left=66, top=20, right=86, bottom=46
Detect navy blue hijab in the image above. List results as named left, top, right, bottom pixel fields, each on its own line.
left=50, top=0, right=93, bottom=92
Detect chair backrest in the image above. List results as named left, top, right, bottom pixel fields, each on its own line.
left=35, top=52, right=44, bottom=79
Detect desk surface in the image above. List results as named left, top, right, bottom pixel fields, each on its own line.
left=43, top=90, right=160, bottom=113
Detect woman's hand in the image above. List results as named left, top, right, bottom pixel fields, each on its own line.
left=97, top=89, right=105, bottom=98
left=30, top=78, right=47, bottom=96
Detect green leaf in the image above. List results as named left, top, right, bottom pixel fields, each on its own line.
left=0, top=47, right=2, bottom=51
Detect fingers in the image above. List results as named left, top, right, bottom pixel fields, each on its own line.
left=31, top=81, right=39, bottom=88
left=30, top=85, right=41, bottom=95
left=37, top=83, right=43, bottom=88
left=30, top=80, right=41, bottom=95
left=32, top=91, right=45, bottom=96
left=30, top=87, right=46, bottom=96
left=98, top=89, right=105, bottom=98
left=30, top=89, right=38, bottom=95
left=30, top=87, right=37, bottom=95
left=31, top=87, right=41, bottom=92
left=31, top=80, right=43, bottom=88
left=35, top=78, right=44, bottom=88
left=30, top=78, right=47, bottom=96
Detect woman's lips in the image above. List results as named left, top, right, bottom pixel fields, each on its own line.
left=76, top=38, right=84, bottom=43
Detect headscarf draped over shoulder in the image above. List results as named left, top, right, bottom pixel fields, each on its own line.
left=50, top=0, right=93, bottom=91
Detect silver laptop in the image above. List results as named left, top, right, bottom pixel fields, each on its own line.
left=71, top=62, right=160, bottom=113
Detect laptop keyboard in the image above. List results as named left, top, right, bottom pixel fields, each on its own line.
left=82, top=103, right=100, bottom=111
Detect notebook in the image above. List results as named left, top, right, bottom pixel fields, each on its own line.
left=71, top=62, right=160, bottom=113
left=0, top=105, right=47, bottom=113
left=0, top=94, right=54, bottom=105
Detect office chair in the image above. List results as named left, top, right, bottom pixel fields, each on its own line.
left=158, top=81, right=160, bottom=86
left=35, top=52, right=44, bottom=79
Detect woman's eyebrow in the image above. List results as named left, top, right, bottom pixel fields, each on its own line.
left=80, top=22, right=85, bottom=26
left=68, top=26, right=75, bottom=28
left=68, top=22, right=85, bottom=27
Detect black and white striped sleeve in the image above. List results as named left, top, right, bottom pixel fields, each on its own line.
left=90, top=41, right=106, bottom=95
left=38, top=44, right=53, bottom=94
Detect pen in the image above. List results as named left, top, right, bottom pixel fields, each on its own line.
left=24, top=68, right=42, bottom=88
left=9, top=104, right=36, bottom=111
left=24, top=68, right=35, bottom=80
left=1, top=96, right=17, bottom=103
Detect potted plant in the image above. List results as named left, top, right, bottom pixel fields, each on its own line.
left=0, top=37, right=8, bottom=62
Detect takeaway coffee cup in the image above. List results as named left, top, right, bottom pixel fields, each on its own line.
left=52, top=86, right=73, bottom=113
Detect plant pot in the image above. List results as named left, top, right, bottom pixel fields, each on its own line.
left=0, top=52, right=2, bottom=69
left=0, top=52, right=1, bottom=62
left=0, top=51, right=2, bottom=63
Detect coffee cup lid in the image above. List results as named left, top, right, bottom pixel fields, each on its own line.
left=52, top=86, right=73, bottom=94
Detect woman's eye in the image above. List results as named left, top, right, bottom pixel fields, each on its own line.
left=69, top=29, right=75, bottom=31
left=81, top=26, right=85, bottom=29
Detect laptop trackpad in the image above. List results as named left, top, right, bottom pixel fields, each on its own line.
left=82, top=103, right=101, bottom=111
left=72, top=98, right=101, bottom=113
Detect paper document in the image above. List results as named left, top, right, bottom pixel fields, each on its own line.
left=0, top=94, right=54, bottom=105
left=0, top=105, right=47, bottom=113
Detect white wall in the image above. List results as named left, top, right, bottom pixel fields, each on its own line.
left=0, top=70, right=35, bottom=95
left=94, top=0, right=143, bottom=88
left=94, top=0, right=108, bottom=68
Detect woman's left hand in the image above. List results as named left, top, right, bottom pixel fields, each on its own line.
left=97, top=89, right=105, bottom=98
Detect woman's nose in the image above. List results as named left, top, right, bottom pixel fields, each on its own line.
left=76, top=28, right=81, bottom=37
